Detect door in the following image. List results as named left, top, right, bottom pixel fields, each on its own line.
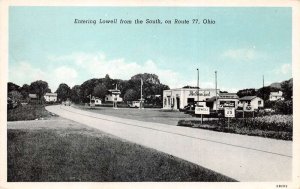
left=176, top=97, right=180, bottom=109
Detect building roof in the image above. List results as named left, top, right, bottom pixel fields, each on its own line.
left=29, top=94, right=37, bottom=99
left=45, top=93, right=57, bottom=96
left=239, top=96, right=258, bottom=101
left=206, top=96, right=217, bottom=102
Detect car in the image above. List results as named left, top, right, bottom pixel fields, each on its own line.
left=65, top=100, right=71, bottom=106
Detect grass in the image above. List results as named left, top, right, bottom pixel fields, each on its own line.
left=7, top=118, right=235, bottom=182
left=73, top=104, right=194, bottom=126
left=178, top=115, right=293, bottom=140
left=7, top=104, right=55, bottom=121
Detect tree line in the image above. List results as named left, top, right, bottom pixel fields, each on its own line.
left=7, top=73, right=170, bottom=107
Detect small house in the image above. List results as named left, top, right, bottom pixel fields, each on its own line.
left=206, top=93, right=239, bottom=110
left=238, top=96, right=264, bottom=111
left=44, top=93, right=57, bottom=102
left=269, top=91, right=284, bottom=101
left=29, top=93, right=39, bottom=104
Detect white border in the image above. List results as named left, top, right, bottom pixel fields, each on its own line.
left=1, top=1, right=299, bottom=189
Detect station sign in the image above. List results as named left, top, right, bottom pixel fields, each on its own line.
left=219, top=101, right=235, bottom=108
left=224, top=107, right=235, bottom=117
left=223, top=101, right=235, bottom=108
left=195, top=106, right=210, bottom=115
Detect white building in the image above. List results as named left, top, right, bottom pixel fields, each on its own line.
left=206, top=93, right=239, bottom=110
left=44, top=93, right=57, bottom=102
left=238, top=96, right=264, bottom=111
left=105, top=89, right=123, bottom=102
left=163, top=88, right=219, bottom=110
left=269, top=91, right=284, bottom=101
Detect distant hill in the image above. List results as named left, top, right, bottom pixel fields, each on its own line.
left=269, top=82, right=282, bottom=89
left=268, top=78, right=292, bottom=89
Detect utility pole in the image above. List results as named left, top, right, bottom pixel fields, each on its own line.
left=197, top=68, right=199, bottom=106
left=262, top=75, right=265, bottom=101
left=215, top=71, right=218, bottom=112
left=140, top=78, right=143, bottom=109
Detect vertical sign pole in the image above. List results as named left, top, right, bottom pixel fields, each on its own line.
left=243, top=102, right=245, bottom=118
left=228, top=117, right=230, bottom=128
left=201, top=114, right=203, bottom=124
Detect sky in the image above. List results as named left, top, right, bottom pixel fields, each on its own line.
left=9, top=7, right=292, bottom=92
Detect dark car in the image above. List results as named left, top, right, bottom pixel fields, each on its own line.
left=182, top=103, right=196, bottom=114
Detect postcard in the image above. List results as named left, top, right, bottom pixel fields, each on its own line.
left=1, top=0, right=299, bottom=189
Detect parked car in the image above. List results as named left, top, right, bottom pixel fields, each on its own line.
left=128, top=101, right=141, bottom=108
left=62, top=100, right=71, bottom=106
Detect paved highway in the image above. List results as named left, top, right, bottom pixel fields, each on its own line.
left=46, top=105, right=292, bottom=181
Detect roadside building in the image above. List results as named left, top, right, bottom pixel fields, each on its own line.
left=162, top=88, right=219, bottom=110
left=44, top=93, right=57, bottom=102
left=206, top=93, right=239, bottom=110
left=238, top=96, right=264, bottom=111
left=29, top=93, right=39, bottom=104
left=269, top=91, right=284, bottom=101
left=105, top=89, right=123, bottom=102
left=94, top=97, right=102, bottom=105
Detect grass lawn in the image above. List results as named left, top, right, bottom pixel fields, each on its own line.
left=7, top=104, right=56, bottom=121
left=7, top=118, right=235, bottom=182
left=73, top=105, right=195, bottom=126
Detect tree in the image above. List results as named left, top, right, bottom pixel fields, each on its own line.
left=103, top=74, right=113, bottom=89
left=237, top=88, right=256, bottom=98
left=70, top=85, right=81, bottom=103
left=274, top=100, right=293, bottom=114
left=124, top=89, right=139, bottom=102
left=56, top=83, right=71, bottom=101
left=183, top=85, right=198, bottom=89
left=281, top=79, right=293, bottom=100
left=93, top=84, right=108, bottom=100
left=7, top=82, right=20, bottom=93
left=79, top=79, right=99, bottom=102
left=131, top=73, right=160, bottom=84
left=256, top=86, right=279, bottom=102
left=8, top=90, right=23, bottom=103
left=20, top=84, right=30, bottom=99
left=29, top=80, right=49, bottom=99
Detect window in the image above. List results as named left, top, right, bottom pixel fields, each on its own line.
left=258, top=100, right=261, bottom=105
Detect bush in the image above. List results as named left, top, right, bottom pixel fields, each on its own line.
left=177, top=114, right=293, bottom=140
left=274, top=100, right=293, bottom=114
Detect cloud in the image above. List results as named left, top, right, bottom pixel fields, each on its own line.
left=222, top=48, right=257, bottom=61
left=9, top=61, right=47, bottom=86
left=50, top=52, right=183, bottom=89
left=11, top=52, right=227, bottom=92
left=275, top=63, right=292, bottom=75
left=54, top=66, right=78, bottom=89
left=9, top=61, right=78, bottom=92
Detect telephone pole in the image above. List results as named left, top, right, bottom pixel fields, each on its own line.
left=215, top=71, right=218, bottom=111
left=197, top=68, right=199, bottom=105
left=263, top=75, right=265, bottom=101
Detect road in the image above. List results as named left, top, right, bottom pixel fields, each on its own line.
left=46, top=105, right=292, bottom=181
